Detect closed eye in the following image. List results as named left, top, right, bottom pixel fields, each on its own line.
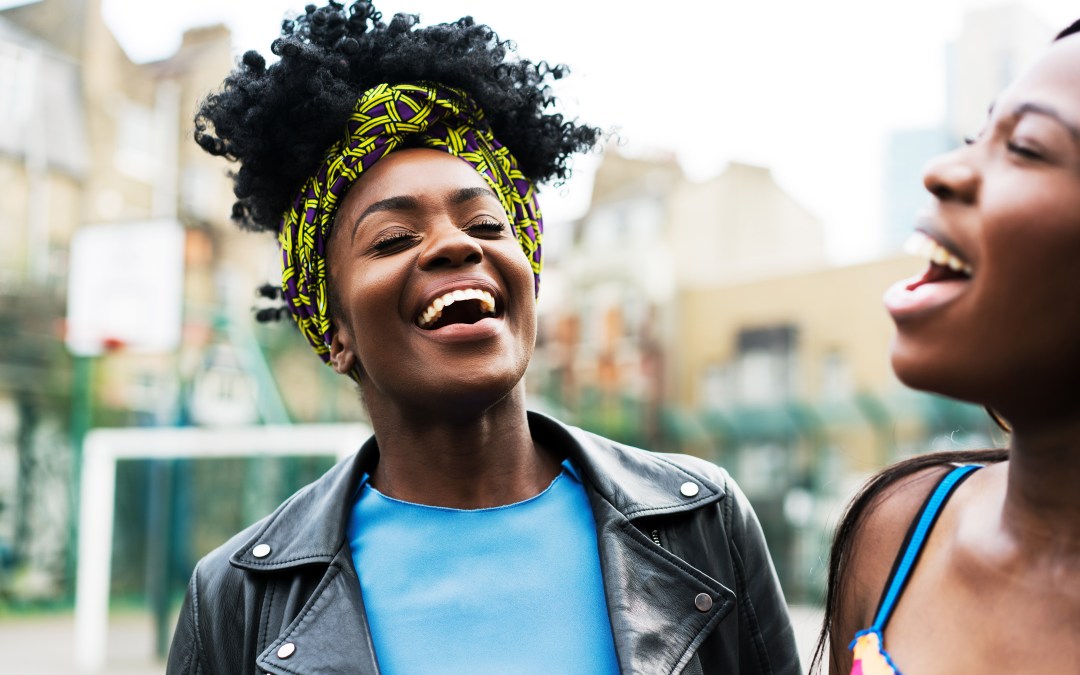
left=466, top=220, right=507, bottom=237
left=370, top=230, right=419, bottom=252
left=1006, top=141, right=1043, bottom=160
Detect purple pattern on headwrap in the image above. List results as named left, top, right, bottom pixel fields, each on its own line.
left=276, top=83, right=542, bottom=374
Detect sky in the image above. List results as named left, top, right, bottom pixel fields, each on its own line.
left=10, top=0, right=1080, bottom=261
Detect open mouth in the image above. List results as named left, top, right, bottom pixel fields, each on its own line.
left=903, top=230, right=973, bottom=290
left=416, top=288, right=499, bottom=330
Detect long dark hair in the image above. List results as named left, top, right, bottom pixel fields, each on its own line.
left=809, top=447, right=1008, bottom=672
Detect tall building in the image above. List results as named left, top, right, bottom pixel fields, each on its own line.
left=881, top=4, right=1052, bottom=252
left=946, top=4, right=1054, bottom=141
left=881, top=127, right=952, bottom=251
left=0, top=0, right=352, bottom=602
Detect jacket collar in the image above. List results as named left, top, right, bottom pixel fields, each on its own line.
left=231, top=412, right=734, bottom=675
left=528, top=411, right=726, bottom=518
left=530, top=412, right=735, bottom=673
left=230, top=411, right=727, bottom=570
left=229, top=439, right=374, bottom=570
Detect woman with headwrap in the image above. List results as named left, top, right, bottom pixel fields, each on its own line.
left=167, top=3, right=799, bottom=673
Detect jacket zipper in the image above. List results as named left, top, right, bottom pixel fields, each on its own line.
left=650, top=529, right=663, bottom=548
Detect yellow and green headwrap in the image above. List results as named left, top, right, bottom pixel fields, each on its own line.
left=278, top=82, right=542, bottom=364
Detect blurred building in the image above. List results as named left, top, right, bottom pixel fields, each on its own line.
left=881, top=4, right=1052, bottom=251
left=882, top=127, right=952, bottom=251
left=530, top=3, right=1030, bottom=606
left=0, top=7, right=84, bottom=596
left=531, top=153, right=680, bottom=442
left=531, top=147, right=1001, bottom=602
left=532, top=152, right=827, bottom=446
left=946, top=4, right=1053, bottom=142
left=0, top=0, right=359, bottom=605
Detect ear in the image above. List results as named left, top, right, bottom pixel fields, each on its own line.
left=328, top=323, right=357, bottom=376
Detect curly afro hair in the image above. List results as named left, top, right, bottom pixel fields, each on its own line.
left=195, top=0, right=601, bottom=233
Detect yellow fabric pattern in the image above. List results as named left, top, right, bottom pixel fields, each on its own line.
left=277, top=83, right=542, bottom=371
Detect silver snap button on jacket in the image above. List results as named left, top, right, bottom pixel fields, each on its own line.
left=252, top=543, right=271, bottom=558
left=694, top=593, right=713, bottom=612
left=679, top=481, right=700, bottom=498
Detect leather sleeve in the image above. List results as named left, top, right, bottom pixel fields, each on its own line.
left=166, top=563, right=203, bottom=675
left=724, top=474, right=802, bottom=675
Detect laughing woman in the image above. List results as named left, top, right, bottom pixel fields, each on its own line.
left=815, top=19, right=1080, bottom=675
left=166, top=3, right=799, bottom=673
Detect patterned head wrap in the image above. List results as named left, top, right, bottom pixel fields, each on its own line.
left=278, top=82, right=542, bottom=365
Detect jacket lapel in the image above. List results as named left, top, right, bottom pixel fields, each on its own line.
left=530, top=413, right=737, bottom=674
left=254, top=550, right=381, bottom=675
left=230, top=440, right=382, bottom=674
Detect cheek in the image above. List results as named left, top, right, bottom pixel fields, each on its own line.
left=977, top=181, right=1080, bottom=306
left=978, top=205, right=1080, bottom=319
left=508, top=250, right=538, bottom=323
left=328, top=258, right=405, bottom=366
left=492, top=243, right=538, bottom=351
left=333, top=256, right=401, bottom=320
left=505, top=241, right=537, bottom=291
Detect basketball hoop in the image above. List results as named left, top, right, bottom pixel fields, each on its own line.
left=100, top=337, right=126, bottom=353
left=65, top=220, right=184, bottom=356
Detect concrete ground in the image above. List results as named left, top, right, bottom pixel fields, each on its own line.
left=0, top=605, right=825, bottom=674
left=0, top=611, right=165, bottom=675
left=789, top=604, right=826, bottom=671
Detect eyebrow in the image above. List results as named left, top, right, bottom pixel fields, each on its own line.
left=1007, top=101, right=1080, bottom=141
left=349, top=186, right=501, bottom=241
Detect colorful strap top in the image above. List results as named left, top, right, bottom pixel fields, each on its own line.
left=849, top=464, right=982, bottom=675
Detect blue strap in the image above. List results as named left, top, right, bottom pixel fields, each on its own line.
left=870, top=464, right=981, bottom=632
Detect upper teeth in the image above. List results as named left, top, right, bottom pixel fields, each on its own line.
left=417, top=288, right=496, bottom=328
left=904, top=231, right=973, bottom=275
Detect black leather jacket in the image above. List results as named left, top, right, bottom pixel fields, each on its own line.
left=167, top=412, right=801, bottom=674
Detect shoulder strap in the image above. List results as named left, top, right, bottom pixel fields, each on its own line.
left=869, top=463, right=981, bottom=632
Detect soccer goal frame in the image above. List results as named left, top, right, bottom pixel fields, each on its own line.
left=73, top=423, right=369, bottom=673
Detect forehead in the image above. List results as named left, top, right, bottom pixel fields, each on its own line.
left=340, top=148, right=494, bottom=211
left=998, top=34, right=1080, bottom=115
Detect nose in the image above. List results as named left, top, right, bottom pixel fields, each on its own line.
left=922, top=146, right=979, bottom=204
left=418, top=220, right=483, bottom=270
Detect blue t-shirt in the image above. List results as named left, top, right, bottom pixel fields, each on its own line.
left=346, top=461, right=620, bottom=674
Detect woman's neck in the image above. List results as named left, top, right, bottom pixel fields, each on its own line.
left=1002, top=412, right=1080, bottom=555
left=363, top=385, right=561, bottom=509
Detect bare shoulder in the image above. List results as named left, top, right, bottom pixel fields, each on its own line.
left=847, top=464, right=955, bottom=599
left=826, top=463, right=954, bottom=673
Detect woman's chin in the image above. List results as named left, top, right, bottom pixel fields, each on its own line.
left=889, top=343, right=986, bottom=407
left=367, top=363, right=528, bottom=417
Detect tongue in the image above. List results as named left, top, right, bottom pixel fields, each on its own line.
left=907, top=262, right=968, bottom=291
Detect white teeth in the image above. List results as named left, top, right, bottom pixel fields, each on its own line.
left=903, top=231, right=973, bottom=276
left=416, top=288, right=497, bottom=328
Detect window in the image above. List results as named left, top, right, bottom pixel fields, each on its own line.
left=113, top=98, right=156, bottom=181
left=735, top=326, right=797, bottom=405
left=0, top=42, right=35, bottom=150
left=701, top=363, right=734, bottom=410
left=820, top=351, right=852, bottom=402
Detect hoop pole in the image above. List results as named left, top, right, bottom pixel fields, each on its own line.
left=72, top=423, right=367, bottom=672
